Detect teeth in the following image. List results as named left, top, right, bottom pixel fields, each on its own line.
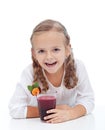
left=45, top=62, right=57, bottom=66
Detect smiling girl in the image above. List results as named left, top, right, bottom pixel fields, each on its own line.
left=9, top=19, right=94, bottom=123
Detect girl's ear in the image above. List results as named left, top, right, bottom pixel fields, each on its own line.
left=31, top=48, right=36, bottom=59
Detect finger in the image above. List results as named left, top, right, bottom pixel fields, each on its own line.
left=47, top=109, right=58, bottom=114
left=46, top=116, right=62, bottom=124
left=44, top=113, right=57, bottom=120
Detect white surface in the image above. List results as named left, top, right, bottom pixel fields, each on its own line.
left=9, top=115, right=95, bottom=130
left=1, top=106, right=105, bottom=130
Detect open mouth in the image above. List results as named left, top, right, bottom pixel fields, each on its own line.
left=45, top=61, right=57, bottom=67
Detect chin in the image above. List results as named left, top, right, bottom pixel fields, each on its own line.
left=46, top=69, right=59, bottom=74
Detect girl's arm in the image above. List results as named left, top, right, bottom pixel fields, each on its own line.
left=27, top=104, right=86, bottom=121
left=27, top=106, right=39, bottom=118
left=67, top=104, right=86, bottom=119
left=56, top=104, right=86, bottom=118
left=44, top=104, right=86, bottom=123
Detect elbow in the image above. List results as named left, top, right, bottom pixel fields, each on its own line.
left=84, top=102, right=95, bottom=115
left=9, top=106, right=26, bottom=119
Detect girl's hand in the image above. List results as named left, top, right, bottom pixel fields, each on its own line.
left=44, top=104, right=86, bottom=123
left=44, top=105, right=72, bottom=123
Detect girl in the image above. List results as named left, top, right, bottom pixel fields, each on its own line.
left=9, top=19, right=94, bottom=123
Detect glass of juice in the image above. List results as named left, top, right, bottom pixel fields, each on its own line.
left=37, top=93, right=56, bottom=121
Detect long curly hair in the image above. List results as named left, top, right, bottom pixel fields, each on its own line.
left=30, top=19, right=78, bottom=91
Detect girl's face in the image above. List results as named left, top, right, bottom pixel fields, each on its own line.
left=31, top=31, right=70, bottom=75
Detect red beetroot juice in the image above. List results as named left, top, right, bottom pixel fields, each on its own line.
left=37, top=95, right=56, bottom=121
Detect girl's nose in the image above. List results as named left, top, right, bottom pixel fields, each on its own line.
left=46, top=51, right=53, bottom=59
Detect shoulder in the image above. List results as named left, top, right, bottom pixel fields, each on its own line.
left=20, top=63, right=34, bottom=82
left=74, top=59, right=85, bottom=69
left=74, top=59, right=90, bottom=84
left=74, top=59, right=88, bottom=76
left=22, top=64, right=33, bottom=75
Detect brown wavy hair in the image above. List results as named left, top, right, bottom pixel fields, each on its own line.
left=30, top=19, right=78, bottom=91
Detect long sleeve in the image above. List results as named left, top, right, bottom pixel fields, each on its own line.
left=8, top=64, right=36, bottom=118
left=8, top=84, right=28, bottom=118
left=75, top=60, right=95, bottom=114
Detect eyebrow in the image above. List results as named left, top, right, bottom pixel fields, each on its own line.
left=35, top=48, right=45, bottom=50
left=35, top=46, right=62, bottom=51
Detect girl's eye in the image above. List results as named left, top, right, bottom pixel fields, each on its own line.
left=38, top=50, right=45, bottom=54
left=53, top=48, right=60, bottom=52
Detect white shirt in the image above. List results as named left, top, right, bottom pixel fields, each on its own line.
left=8, top=59, right=94, bottom=118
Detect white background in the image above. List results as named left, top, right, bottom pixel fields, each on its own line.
left=0, top=0, right=105, bottom=120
